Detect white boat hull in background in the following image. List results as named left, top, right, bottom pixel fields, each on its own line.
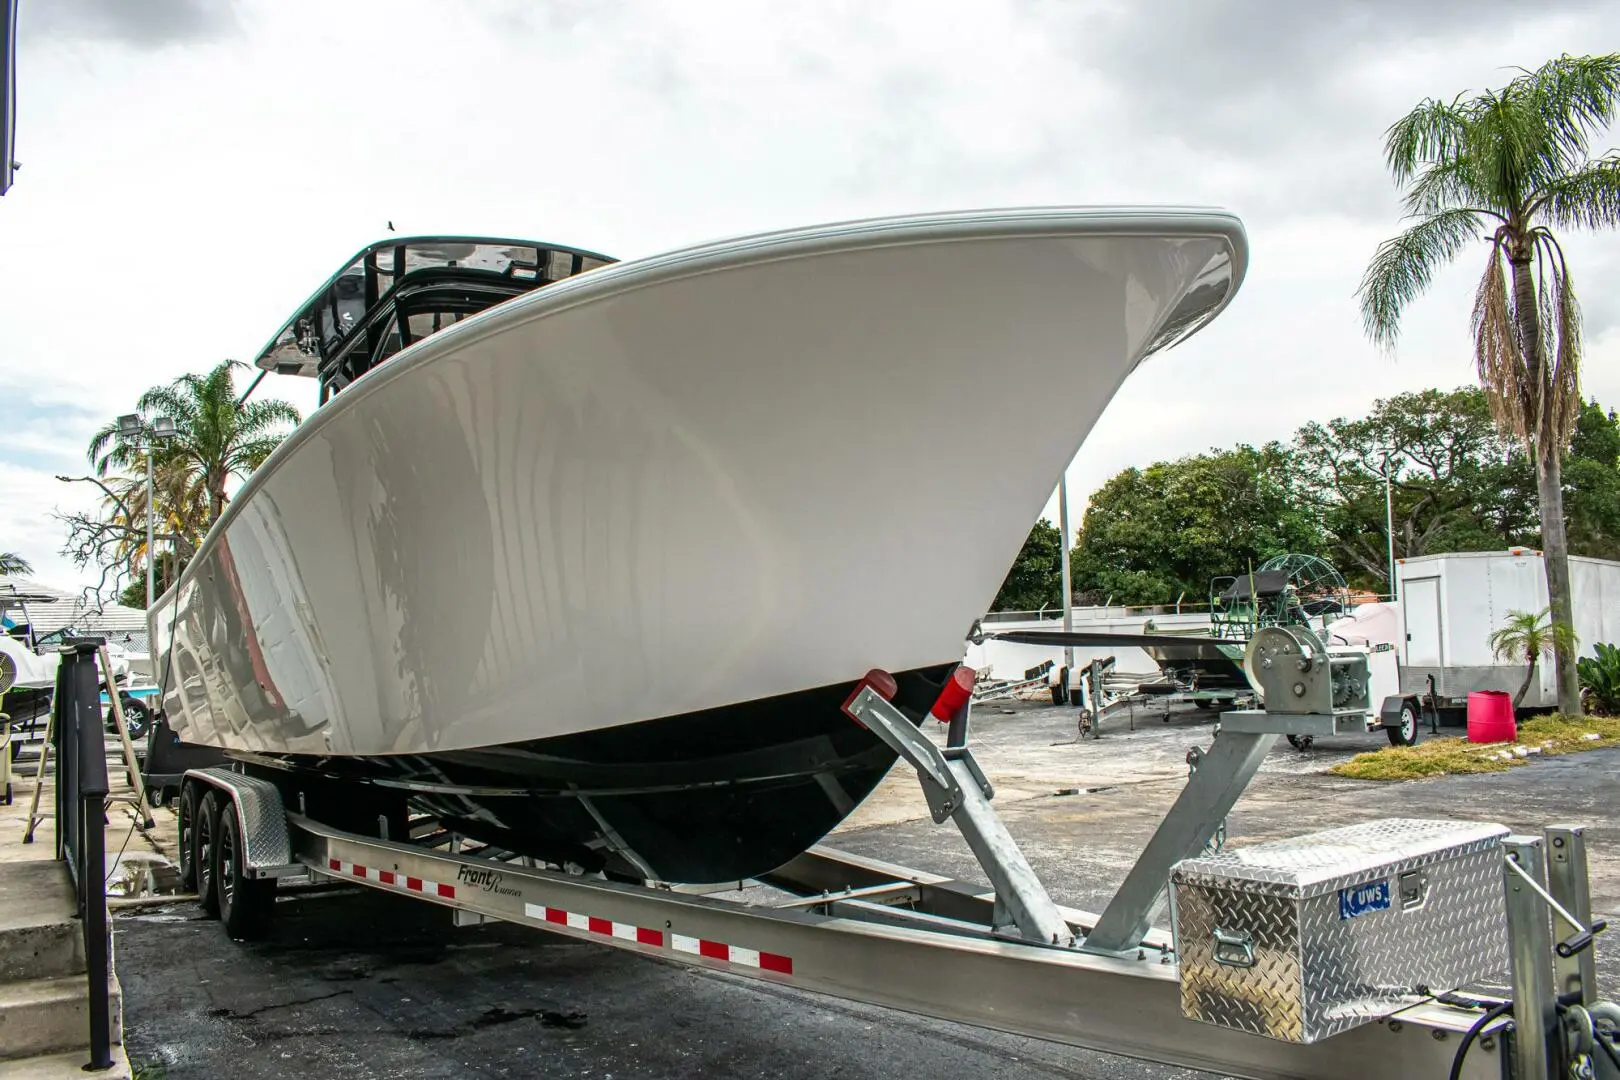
left=153, top=207, right=1247, bottom=758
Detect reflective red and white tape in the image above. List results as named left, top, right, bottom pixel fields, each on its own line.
left=327, top=858, right=456, bottom=899
left=524, top=903, right=794, bottom=974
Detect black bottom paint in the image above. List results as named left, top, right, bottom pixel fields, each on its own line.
left=243, top=664, right=957, bottom=884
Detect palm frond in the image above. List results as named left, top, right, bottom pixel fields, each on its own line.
left=1521, top=53, right=1620, bottom=163
left=226, top=436, right=290, bottom=477
left=0, top=551, right=32, bottom=576
left=1358, top=208, right=1484, bottom=351
left=1473, top=237, right=1530, bottom=444
left=1489, top=606, right=1577, bottom=661
left=236, top=398, right=302, bottom=437
left=1401, top=154, right=1508, bottom=219
left=85, top=421, right=124, bottom=474
left=1383, top=96, right=1471, bottom=183
left=1530, top=151, right=1620, bottom=231
left=1542, top=232, right=1583, bottom=448
left=1472, top=86, right=1556, bottom=213
left=134, top=385, right=198, bottom=427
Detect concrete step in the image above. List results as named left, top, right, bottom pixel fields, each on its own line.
left=0, top=1044, right=132, bottom=1079
left=0, top=863, right=83, bottom=983
left=0, top=973, right=121, bottom=1062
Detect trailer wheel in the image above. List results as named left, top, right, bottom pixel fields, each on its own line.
left=1386, top=702, right=1420, bottom=747
left=176, top=783, right=200, bottom=891
left=1286, top=734, right=1314, bottom=751
left=213, top=805, right=274, bottom=940
left=196, top=789, right=223, bottom=916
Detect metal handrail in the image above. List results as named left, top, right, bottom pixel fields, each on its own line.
left=52, top=639, right=114, bottom=1071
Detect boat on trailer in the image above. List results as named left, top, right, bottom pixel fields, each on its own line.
left=150, top=207, right=1247, bottom=883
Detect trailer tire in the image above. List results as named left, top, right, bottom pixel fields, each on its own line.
left=1386, top=701, right=1420, bottom=747
left=196, top=789, right=223, bottom=916
left=213, top=805, right=274, bottom=940
left=176, top=783, right=200, bottom=892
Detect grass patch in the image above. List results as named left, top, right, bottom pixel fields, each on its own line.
left=1327, top=714, right=1620, bottom=781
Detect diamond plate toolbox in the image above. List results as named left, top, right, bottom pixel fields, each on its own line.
left=1171, top=818, right=1509, bottom=1043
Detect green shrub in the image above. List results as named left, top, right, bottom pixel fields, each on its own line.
left=1577, top=642, right=1620, bottom=715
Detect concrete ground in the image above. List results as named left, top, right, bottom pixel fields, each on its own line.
left=112, top=701, right=1620, bottom=1079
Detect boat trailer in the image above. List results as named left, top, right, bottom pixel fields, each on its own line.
left=163, top=624, right=1617, bottom=1080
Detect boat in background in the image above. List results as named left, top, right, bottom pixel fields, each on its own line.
left=150, top=207, right=1248, bottom=883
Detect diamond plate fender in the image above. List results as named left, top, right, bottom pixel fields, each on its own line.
left=187, top=767, right=293, bottom=872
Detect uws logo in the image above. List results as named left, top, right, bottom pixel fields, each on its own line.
left=457, top=865, right=504, bottom=892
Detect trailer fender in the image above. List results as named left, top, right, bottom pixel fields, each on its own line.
left=183, top=767, right=296, bottom=877
left=1377, top=696, right=1413, bottom=729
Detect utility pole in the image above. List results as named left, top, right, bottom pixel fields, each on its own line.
left=118, top=414, right=177, bottom=608
left=1058, top=474, right=1074, bottom=694
left=1382, top=449, right=1398, bottom=602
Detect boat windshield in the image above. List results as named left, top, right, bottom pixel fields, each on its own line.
left=252, top=237, right=614, bottom=399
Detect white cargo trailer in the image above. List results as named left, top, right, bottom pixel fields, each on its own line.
left=1396, top=549, right=1620, bottom=710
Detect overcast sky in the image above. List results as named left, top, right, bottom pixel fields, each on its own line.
left=3, top=0, right=1619, bottom=591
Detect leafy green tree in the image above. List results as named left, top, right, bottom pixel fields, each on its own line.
left=1358, top=53, right=1620, bottom=714
left=1489, top=608, right=1578, bottom=708
left=1563, top=401, right=1620, bottom=560
left=87, top=359, right=300, bottom=524
left=1070, top=444, right=1325, bottom=606
left=0, top=552, right=32, bottom=576
left=990, top=518, right=1064, bottom=612
left=1294, top=388, right=1533, bottom=589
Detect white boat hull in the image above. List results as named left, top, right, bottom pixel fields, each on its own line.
left=153, top=208, right=1246, bottom=761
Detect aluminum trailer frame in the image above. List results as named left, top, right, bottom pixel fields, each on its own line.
left=180, top=776, right=1511, bottom=1080
left=290, top=819, right=1508, bottom=1080
left=168, top=642, right=1613, bottom=1080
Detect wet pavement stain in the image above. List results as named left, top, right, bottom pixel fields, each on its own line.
left=407, top=1003, right=587, bottom=1041
left=205, top=989, right=355, bottom=1021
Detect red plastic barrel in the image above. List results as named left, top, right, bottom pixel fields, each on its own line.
left=1467, top=690, right=1518, bottom=743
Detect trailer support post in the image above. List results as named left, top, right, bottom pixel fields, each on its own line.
left=1083, top=730, right=1274, bottom=954
left=843, top=685, right=1073, bottom=946
left=1544, top=823, right=1598, bottom=1004
left=1504, top=834, right=1555, bottom=1080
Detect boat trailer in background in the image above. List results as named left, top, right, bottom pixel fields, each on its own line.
left=149, top=626, right=1616, bottom=1080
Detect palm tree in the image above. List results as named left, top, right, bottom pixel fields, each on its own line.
left=1358, top=53, right=1620, bottom=716
left=1489, top=608, right=1579, bottom=710
left=0, top=552, right=32, bottom=576
left=88, top=360, right=301, bottom=524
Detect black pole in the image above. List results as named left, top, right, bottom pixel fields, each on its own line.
left=65, top=640, right=113, bottom=1071
left=50, top=653, right=70, bottom=862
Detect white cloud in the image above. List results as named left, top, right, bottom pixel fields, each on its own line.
left=4, top=1, right=1620, bottom=584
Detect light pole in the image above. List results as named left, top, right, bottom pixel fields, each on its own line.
left=1379, top=448, right=1398, bottom=602
left=117, top=413, right=177, bottom=608
left=1057, top=474, right=1074, bottom=693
